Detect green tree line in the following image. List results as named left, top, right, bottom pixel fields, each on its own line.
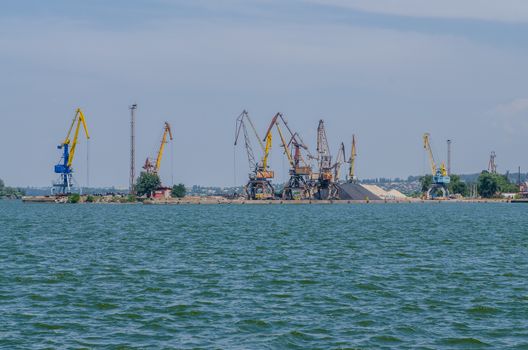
left=0, top=179, right=25, bottom=199
left=420, top=171, right=519, bottom=198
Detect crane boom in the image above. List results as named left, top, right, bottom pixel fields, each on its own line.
left=262, top=132, right=272, bottom=170
left=64, top=108, right=90, bottom=168
left=316, top=120, right=332, bottom=170
left=423, top=133, right=437, bottom=175
left=143, top=122, right=173, bottom=174
left=348, top=134, right=357, bottom=181
left=264, top=113, right=312, bottom=171
left=244, top=111, right=265, bottom=153
left=275, top=121, right=295, bottom=168
left=155, top=122, right=173, bottom=173
left=334, top=142, right=345, bottom=181
left=235, top=111, right=257, bottom=172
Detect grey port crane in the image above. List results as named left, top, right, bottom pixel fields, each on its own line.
left=263, top=113, right=315, bottom=200
left=234, top=110, right=275, bottom=200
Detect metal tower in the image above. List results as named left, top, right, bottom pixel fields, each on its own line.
left=129, top=104, right=137, bottom=195
left=488, top=151, right=497, bottom=174
left=447, top=139, right=452, bottom=175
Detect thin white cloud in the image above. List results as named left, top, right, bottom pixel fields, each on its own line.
left=492, top=98, right=528, bottom=135
left=307, top=0, right=528, bottom=23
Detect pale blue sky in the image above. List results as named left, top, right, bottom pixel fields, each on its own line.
left=1, top=0, right=528, bottom=187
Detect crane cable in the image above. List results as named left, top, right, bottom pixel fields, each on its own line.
left=233, top=144, right=237, bottom=189
left=233, top=118, right=238, bottom=192
left=86, top=138, right=90, bottom=189
left=171, top=136, right=174, bottom=187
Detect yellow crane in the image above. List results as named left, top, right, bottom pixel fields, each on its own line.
left=423, top=132, right=450, bottom=198
left=258, top=132, right=273, bottom=178
left=53, top=108, right=90, bottom=194
left=423, top=133, right=447, bottom=177
left=143, top=122, right=173, bottom=174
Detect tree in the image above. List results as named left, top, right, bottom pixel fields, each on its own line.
left=478, top=171, right=499, bottom=198
left=448, top=174, right=468, bottom=197
left=495, top=174, right=519, bottom=193
left=0, top=178, right=24, bottom=199
left=420, top=175, right=433, bottom=193
left=478, top=171, right=519, bottom=198
left=135, top=172, right=161, bottom=197
left=171, top=183, right=186, bottom=198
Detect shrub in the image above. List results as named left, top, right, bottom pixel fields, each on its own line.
left=171, top=184, right=186, bottom=198
left=68, top=193, right=81, bottom=203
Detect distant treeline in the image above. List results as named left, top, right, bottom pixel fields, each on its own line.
left=0, top=179, right=25, bottom=199
left=362, top=172, right=528, bottom=184
left=22, top=187, right=128, bottom=196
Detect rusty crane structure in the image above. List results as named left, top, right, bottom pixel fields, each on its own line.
left=263, top=113, right=315, bottom=200
left=313, top=120, right=349, bottom=199
left=234, top=110, right=275, bottom=199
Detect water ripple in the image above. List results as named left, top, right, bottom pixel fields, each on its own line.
left=1, top=201, right=527, bottom=349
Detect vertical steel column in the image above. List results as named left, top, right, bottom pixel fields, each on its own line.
left=129, top=104, right=137, bottom=195
left=447, top=139, right=452, bottom=176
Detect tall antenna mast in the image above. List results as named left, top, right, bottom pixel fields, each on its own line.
left=129, top=104, right=137, bottom=194
left=447, top=139, right=452, bottom=175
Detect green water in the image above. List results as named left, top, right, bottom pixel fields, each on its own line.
left=0, top=201, right=527, bottom=349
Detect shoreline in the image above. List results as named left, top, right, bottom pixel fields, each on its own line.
left=19, top=196, right=515, bottom=204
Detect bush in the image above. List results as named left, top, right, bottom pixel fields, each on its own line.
left=68, top=193, right=81, bottom=203
left=86, top=195, right=95, bottom=203
left=171, top=183, right=186, bottom=198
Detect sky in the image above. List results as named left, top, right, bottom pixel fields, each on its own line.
left=1, top=0, right=528, bottom=188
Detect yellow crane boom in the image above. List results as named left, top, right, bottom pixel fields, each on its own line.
left=274, top=120, right=295, bottom=168
left=155, top=122, right=173, bottom=173
left=423, top=133, right=437, bottom=175
left=144, top=122, right=173, bottom=174
left=423, top=133, right=447, bottom=177
left=63, top=108, right=90, bottom=168
left=262, top=132, right=272, bottom=170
